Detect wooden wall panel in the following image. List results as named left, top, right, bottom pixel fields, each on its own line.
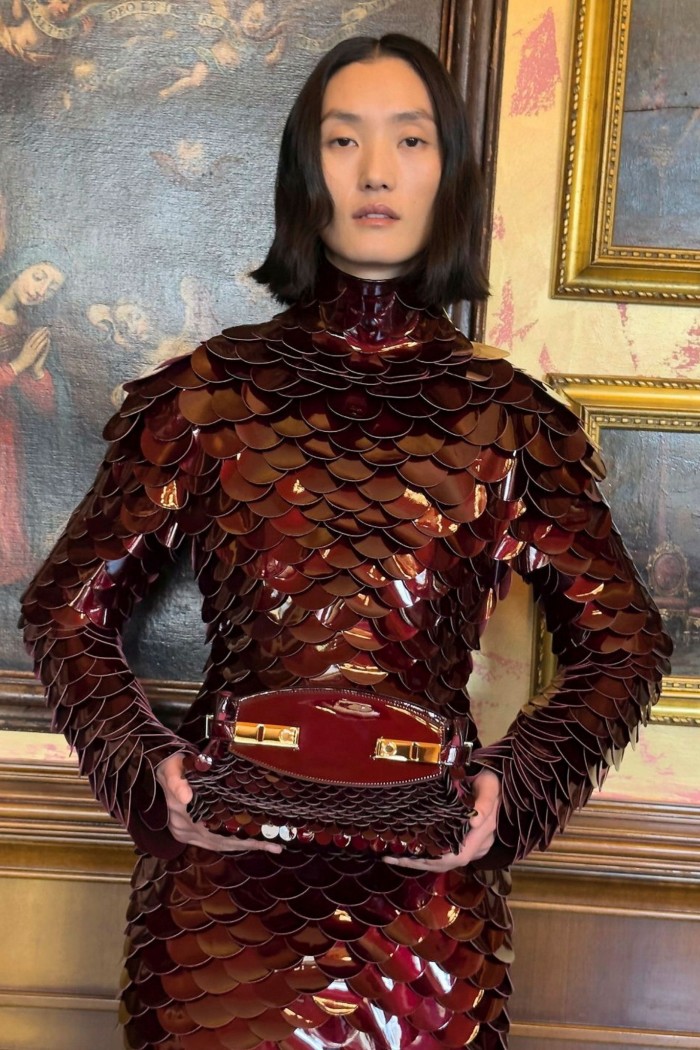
left=1, top=1000, right=120, bottom=1050
left=509, top=876, right=700, bottom=1046
left=1, top=762, right=699, bottom=1050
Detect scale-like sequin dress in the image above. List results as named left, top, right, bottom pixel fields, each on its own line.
left=21, top=264, right=671, bottom=1049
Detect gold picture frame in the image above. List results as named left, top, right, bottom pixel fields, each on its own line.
left=533, top=375, right=700, bottom=726
left=553, top=0, right=700, bottom=306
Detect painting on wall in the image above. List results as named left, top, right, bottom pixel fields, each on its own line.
left=533, top=375, right=700, bottom=727
left=553, top=0, right=700, bottom=305
left=0, top=0, right=448, bottom=709
left=0, top=0, right=507, bottom=728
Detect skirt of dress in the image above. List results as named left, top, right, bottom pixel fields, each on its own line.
left=121, top=845, right=513, bottom=1050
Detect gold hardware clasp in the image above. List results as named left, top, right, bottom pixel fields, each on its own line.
left=232, top=722, right=300, bottom=749
left=374, top=738, right=442, bottom=764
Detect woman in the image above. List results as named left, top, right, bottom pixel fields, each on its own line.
left=0, top=255, right=64, bottom=585
left=21, top=34, right=670, bottom=1050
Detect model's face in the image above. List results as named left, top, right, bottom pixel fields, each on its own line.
left=320, top=56, right=442, bottom=281
left=13, top=263, right=64, bottom=306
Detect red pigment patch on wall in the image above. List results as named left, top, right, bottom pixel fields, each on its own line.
left=488, top=279, right=537, bottom=351
left=473, top=652, right=529, bottom=687
left=539, top=344, right=555, bottom=372
left=664, top=320, right=700, bottom=375
left=492, top=208, right=506, bottom=241
left=617, top=303, right=639, bottom=370
left=510, top=8, right=561, bottom=117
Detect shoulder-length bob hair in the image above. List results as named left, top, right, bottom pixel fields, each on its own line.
left=251, top=33, right=489, bottom=309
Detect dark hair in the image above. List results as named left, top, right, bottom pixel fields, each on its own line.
left=250, top=33, right=489, bottom=308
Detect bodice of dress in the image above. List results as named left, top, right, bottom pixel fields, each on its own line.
left=20, top=261, right=671, bottom=864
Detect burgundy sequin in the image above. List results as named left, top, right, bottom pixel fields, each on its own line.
left=20, top=263, right=670, bottom=1049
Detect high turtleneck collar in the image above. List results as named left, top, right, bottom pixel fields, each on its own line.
left=311, top=258, right=444, bottom=353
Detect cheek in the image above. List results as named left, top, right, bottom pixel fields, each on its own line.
left=419, top=182, right=441, bottom=226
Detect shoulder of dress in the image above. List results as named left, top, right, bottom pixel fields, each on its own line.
left=220, top=314, right=288, bottom=343
left=100, top=316, right=289, bottom=455
left=441, top=354, right=606, bottom=479
left=101, top=353, right=186, bottom=442
left=507, top=368, right=607, bottom=481
left=467, top=340, right=510, bottom=361
left=121, top=350, right=193, bottom=395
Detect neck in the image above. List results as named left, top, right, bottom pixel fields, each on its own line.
left=313, top=258, right=440, bottom=353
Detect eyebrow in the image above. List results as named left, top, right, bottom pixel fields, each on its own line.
left=321, top=108, right=435, bottom=124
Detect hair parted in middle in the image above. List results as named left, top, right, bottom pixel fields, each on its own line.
left=251, top=33, right=489, bottom=310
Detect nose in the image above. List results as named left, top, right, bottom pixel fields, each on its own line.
left=359, top=140, right=394, bottom=192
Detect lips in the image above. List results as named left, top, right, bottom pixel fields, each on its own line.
left=353, top=205, right=399, bottom=219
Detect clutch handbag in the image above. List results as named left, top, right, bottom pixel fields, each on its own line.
left=184, top=686, right=476, bottom=856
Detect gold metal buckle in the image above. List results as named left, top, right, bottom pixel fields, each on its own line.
left=374, top=738, right=442, bottom=764
left=231, top=722, right=300, bottom=749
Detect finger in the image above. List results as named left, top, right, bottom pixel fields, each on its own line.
left=384, top=855, right=449, bottom=872
left=194, top=833, right=282, bottom=854
left=234, top=839, right=283, bottom=854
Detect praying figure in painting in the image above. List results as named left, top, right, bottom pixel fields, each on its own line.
left=1, top=253, right=64, bottom=585
left=21, top=34, right=671, bottom=1050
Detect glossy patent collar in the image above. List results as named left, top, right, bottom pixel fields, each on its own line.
left=313, top=258, right=443, bottom=350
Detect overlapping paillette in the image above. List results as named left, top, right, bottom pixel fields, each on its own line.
left=20, top=262, right=671, bottom=1049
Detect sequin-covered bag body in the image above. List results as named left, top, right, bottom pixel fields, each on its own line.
left=185, top=686, right=476, bottom=856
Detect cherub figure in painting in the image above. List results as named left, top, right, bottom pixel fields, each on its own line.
left=158, top=0, right=296, bottom=100
left=0, top=0, right=95, bottom=66
left=88, top=276, right=219, bottom=407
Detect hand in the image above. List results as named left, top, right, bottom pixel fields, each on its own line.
left=31, top=346, right=50, bottom=379
left=12, top=327, right=50, bottom=375
left=384, top=768, right=501, bottom=872
left=156, top=753, right=282, bottom=854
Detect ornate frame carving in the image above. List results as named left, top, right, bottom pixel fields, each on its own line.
left=553, top=0, right=700, bottom=305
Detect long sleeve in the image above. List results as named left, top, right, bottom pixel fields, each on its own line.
left=471, top=385, right=672, bottom=868
left=19, top=361, right=199, bottom=859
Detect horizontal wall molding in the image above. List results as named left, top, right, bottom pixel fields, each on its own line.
left=0, top=761, right=133, bottom=881
left=0, top=991, right=117, bottom=1013
left=1, top=760, right=699, bottom=883
left=518, top=797, right=700, bottom=882
left=511, top=1021, right=700, bottom=1047
left=0, top=671, right=193, bottom=733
